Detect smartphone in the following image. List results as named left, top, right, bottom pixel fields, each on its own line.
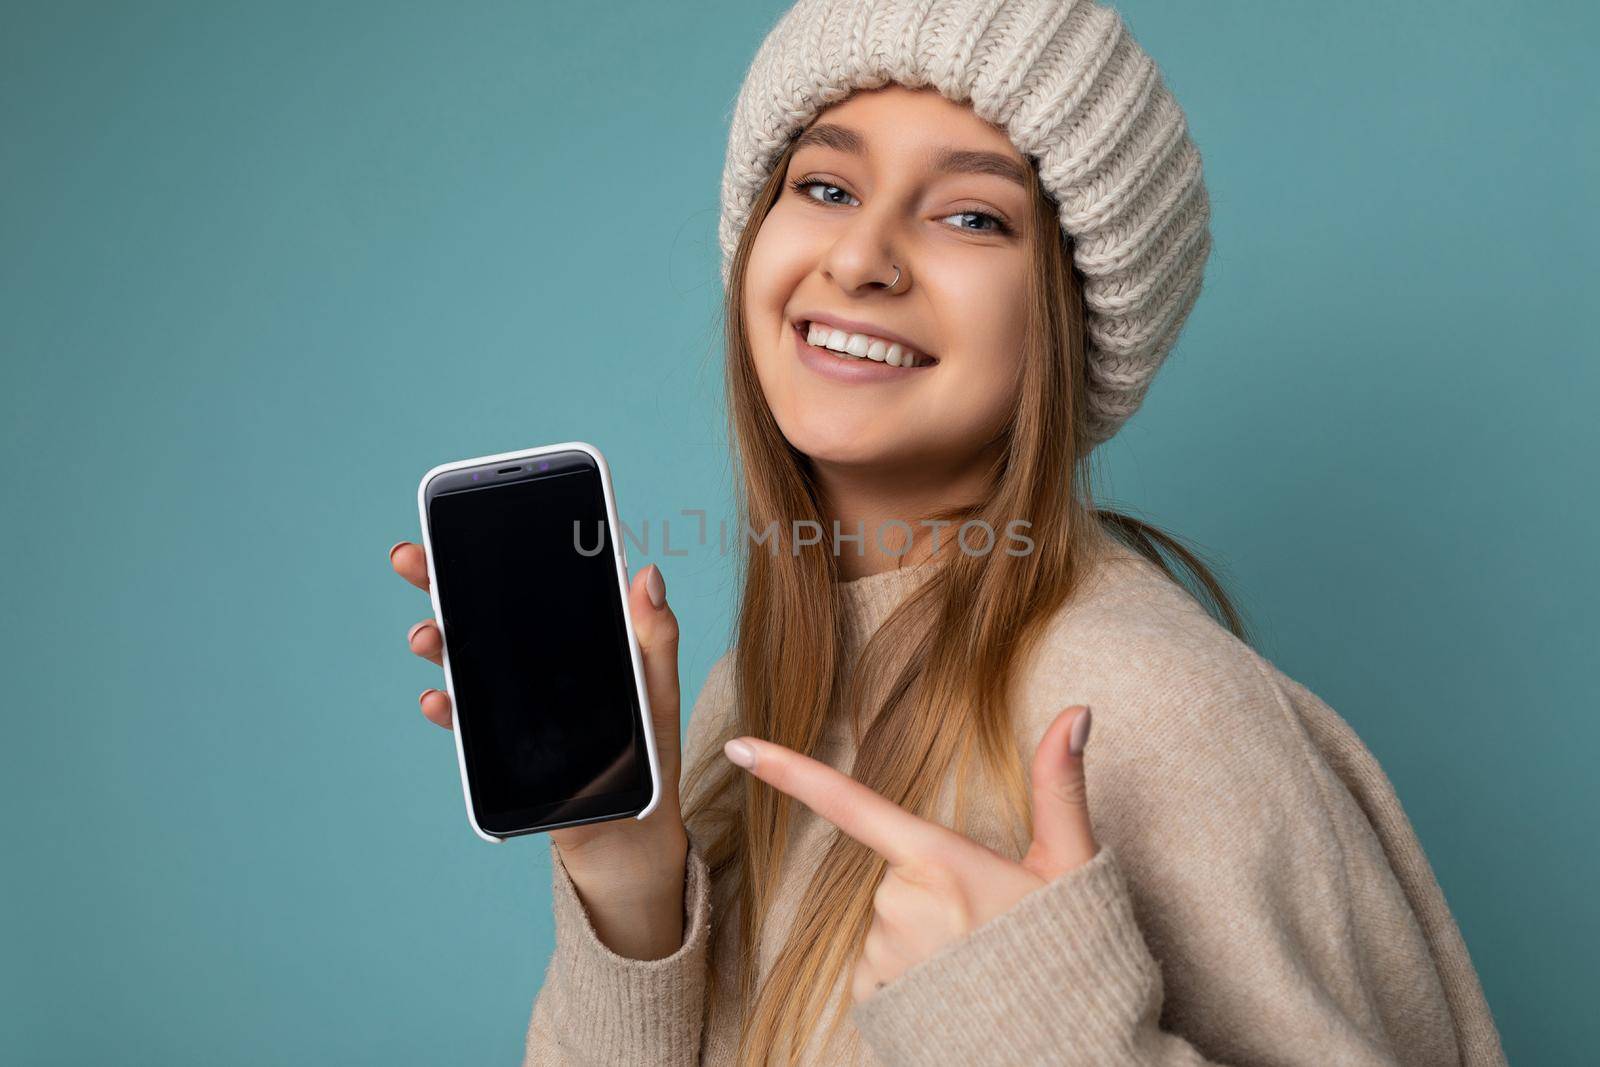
left=415, top=441, right=661, bottom=843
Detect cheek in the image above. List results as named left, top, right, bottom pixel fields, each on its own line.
left=743, top=212, right=812, bottom=344
left=741, top=216, right=811, bottom=394
left=916, top=275, right=1028, bottom=438
left=914, top=355, right=1019, bottom=449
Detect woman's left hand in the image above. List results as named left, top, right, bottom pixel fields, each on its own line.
left=721, top=704, right=1097, bottom=1003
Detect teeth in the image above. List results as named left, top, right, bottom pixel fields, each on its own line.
left=804, top=322, right=929, bottom=367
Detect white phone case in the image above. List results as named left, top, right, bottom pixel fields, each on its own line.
left=415, top=440, right=663, bottom=843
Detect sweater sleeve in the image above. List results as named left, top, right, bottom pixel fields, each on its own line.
left=849, top=843, right=1214, bottom=1066
left=850, top=624, right=1492, bottom=1066
left=522, top=836, right=713, bottom=1066
left=521, top=652, right=736, bottom=1067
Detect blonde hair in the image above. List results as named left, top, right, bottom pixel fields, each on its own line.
left=681, top=123, right=1248, bottom=1066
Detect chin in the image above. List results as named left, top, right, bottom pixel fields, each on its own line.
left=787, top=429, right=904, bottom=468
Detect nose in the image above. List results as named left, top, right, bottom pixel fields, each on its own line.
left=819, top=207, right=905, bottom=295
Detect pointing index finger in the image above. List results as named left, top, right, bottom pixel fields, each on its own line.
left=724, top=736, right=947, bottom=867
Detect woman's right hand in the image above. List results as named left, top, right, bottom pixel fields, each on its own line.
left=389, top=540, right=690, bottom=958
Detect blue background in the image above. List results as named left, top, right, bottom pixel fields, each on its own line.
left=3, top=1, right=1594, bottom=1062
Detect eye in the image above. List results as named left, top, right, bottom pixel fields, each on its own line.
left=940, top=209, right=1011, bottom=235
left=788, top=177, right=859, bottom=207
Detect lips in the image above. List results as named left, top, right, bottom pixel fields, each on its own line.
left=793, top=314, right=938, bottom=365
left=791, top=320, right=937, bottom=383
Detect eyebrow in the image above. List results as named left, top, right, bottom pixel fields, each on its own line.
left=791, top=122, right=1029, bottom=189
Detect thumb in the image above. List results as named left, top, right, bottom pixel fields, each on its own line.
left=1021, top=705, right=1098, bottom=881
left=629, top=563, right=683, bottom=777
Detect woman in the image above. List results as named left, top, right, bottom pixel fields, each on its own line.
left=390, top=1, right=1506, bottom=1063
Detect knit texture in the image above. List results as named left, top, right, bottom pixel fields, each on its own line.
left=718, top=0, right=1214, bottom=448
left=522, top=546, right=1507, bottom=1065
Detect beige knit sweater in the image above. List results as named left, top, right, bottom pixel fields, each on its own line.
left=523, top=546, right=1507, bottom=1065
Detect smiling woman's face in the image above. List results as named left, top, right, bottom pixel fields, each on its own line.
left=743, top=84, right=1034, bottom=485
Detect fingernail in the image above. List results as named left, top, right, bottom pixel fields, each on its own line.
left=645, top=564, right=667, bottom=609
left=1068, top=706, right=1092, bottom=757
left=389, top=541, right=407, bottom=563
left=407, top=620, right=429, bottom=645
left=420, top=689, right=437, bottom=703
left=724, top=738, right=757, bottom=769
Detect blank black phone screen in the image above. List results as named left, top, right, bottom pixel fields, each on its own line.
left=424, top=454, right=651, bottom=836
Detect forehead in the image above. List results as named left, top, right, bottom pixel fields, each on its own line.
left=800, top=84, right=1025, bottom=166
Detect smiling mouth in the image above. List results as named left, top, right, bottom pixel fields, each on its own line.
left=793, top=320, right=939, bottom=368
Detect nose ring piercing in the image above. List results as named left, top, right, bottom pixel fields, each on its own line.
left=886, top=265, right=901, bottom=292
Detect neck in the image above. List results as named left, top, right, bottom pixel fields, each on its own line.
left=810, top=439, right=1003, bottom=581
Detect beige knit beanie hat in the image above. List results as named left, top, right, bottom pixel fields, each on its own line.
left=718, top=0, right=1211, bottom=448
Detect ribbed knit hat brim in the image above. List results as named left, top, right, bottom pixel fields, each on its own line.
left=717, top=0, right=1211, bottom=449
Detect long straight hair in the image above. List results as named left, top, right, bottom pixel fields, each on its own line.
left=681, top=122, right=1247, bottom=1066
